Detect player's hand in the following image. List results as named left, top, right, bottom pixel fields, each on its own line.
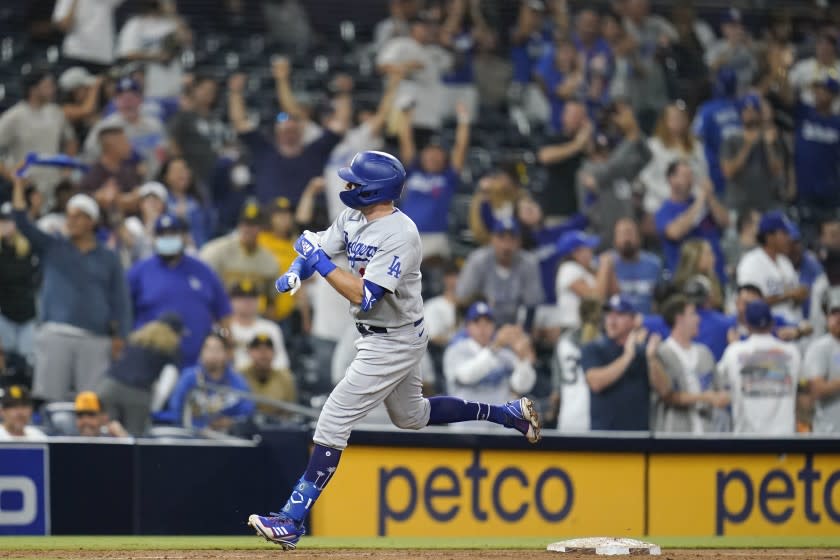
left=331, top=73, right=355, bottom=94
left=644, top=332, right=661, bottom=359
left=705, top=391, right=730, bottom=408
left=776, top=326, right=799, bottom=341
left=727, top=327, right=739, bottom=344
left=575, top=119, right=593, bottom=147
left=304, top=176, right=326, bottom=196
left=275, top=272, right=301, bottom=295
left=763, top=125, right=779, bottom=145
left=742, top=126, right=760, bottom=145
left=455, top=101, right=470, bottom=124
left=294, top=230, right=322, bottom=260
left=788, top=285, right=809, bottom=304
left=271, top=57, right=291, bottom=81
left=228, top=73, right=247, bottom=94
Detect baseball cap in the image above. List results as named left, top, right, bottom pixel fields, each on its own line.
left=157, top=312, right=186, bottom=335
left=248, top=332, right=274, bottom=349
left=603, top=294, right=636, bottom=314
left=491, top=216, right=520, bottom=235
left=74, top=391, right=101, bottom=414
left=230, top=279, right=259, bottom=298
left=0, top=202, right=12, bottom=220
left=115, top=77, right=142, bottom=95
left=525, top=0, right=546, bottom=11
left=556, top=230, right=600, bottom=259
left=58, top=66, right=96, bottom=92
left=758, top=210, right=797, bottom=237
left=270, top=196, right=294, bottom=214
left=813, top=74, right=840, bottom=95
left=722, top=7, right=742, bottom=25
left=465, top=301, right=495, bottom=322
left=745, top=300, right=773, bottom=330
left=154, top=214, right=188, bottom=235
left=239, top=200, right=263, bottom=225
left=66, top=193, right=100, bottom=222
left=738, top=94, right=762, bottom=112
left=1, top=385, right=32, bottom=409
left=138, top=181, right=169, bottom=202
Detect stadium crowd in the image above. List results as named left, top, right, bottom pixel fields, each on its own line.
left=2, top=0, right=840, bottom=439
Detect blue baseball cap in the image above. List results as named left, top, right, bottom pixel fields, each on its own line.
left=813, top=75, right=840, bottom=94
left=115, top=77, right=142, bottom=94
left=556, top=230, right=600, bottom=259
left=757, top=210, right=797, bottom=237
left=738, top=94, right=762, bottom=112
left=465, top=301, right=495, bottom=322
left=491, top=216, right=520, bottom=235
left=721, top=8, right=742, bottom=25
left=603, top=294, right=636, bottom=315
left=154, top=214, right=188, bottom=234
left=744, top=300, right=773, bottom=330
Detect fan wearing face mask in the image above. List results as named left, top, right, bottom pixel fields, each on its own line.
left=127, top=214, right=232, bottom=367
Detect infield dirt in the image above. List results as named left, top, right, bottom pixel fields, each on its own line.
left=2, top=549, right=840, bottom=559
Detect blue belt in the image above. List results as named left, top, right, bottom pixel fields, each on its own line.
left=356, top=317, right=423, bottom=336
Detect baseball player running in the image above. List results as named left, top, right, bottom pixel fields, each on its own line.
left=247, top=151, right=541, bottom=549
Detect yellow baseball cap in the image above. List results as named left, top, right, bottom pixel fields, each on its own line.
left=74, top=391, right=101, bottom=414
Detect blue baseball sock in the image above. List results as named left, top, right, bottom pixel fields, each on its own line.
left=427, top=396, right=508, bottom=426
left=281, top=443, right=342, bottom=523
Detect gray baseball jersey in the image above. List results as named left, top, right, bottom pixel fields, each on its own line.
left=804, top=334, right=840, bottom=433
left=320, top=208, right=423, bottom=328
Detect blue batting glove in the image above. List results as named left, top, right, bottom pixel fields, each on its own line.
left=294, top=230, right=321, bottom=259
left=294, top=231, right=336, bottom=277
left=275, top=273, right=300, bottom=295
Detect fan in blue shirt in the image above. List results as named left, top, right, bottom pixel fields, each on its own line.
left=793, top=77, right=840, bottom=209
left=612, top=218, right=662, bottom=315
left=692, top=68, right=741, bottom=196
left=655, top=161, right=729, bottom=283
left=127, top=215, right=232, bottom=367
left=510, top=3, right=553, bottom=85
left=227, top=73, right=347, bottom=205
left=517, top=195, right=588, bottom=305
left=161, top=331, right=255, bottom=430
left=397, top=104, right=470, bottom=244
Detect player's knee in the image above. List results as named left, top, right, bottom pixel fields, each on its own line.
left=387, top=406, right=428, bottom=431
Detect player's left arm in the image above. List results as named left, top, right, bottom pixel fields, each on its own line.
left=295, top=229, right=416, bottom=309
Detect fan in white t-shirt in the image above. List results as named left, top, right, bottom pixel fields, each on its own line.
left=717, top=300, right=801, bottom=434
left=53, top=0, right=124, bottom=67
left=423, top=263, right=461, bottom=347
left=116, top=1, right=192, bottom=98
left=736, top=211, right=808, bottom=324
left=554, top=231, right=616, bottom=329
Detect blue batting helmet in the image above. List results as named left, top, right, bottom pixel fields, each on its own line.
left=337, top=151, right=406, bottom=208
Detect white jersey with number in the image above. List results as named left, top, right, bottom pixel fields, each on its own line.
left=717, top=333, right=800, bottom=435
left=319, top=207, right=423, bottom=328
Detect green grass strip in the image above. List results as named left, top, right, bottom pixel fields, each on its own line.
left=1, top=535, right=840, bottom=550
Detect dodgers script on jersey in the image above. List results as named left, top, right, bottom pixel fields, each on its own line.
left=319, top=207, right=424, bottom=327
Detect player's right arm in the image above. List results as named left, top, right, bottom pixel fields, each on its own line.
left=227, top=73, right=253, bottom=133
left=10, top=173, right=53, bottom=253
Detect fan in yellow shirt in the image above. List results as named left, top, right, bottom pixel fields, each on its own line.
left=258, top=197, right=300, bottom=322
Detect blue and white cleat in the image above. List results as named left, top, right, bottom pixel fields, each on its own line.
left=247, top=512, right=305, bottom=550
left=503, top=397, right=542, bottom=443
